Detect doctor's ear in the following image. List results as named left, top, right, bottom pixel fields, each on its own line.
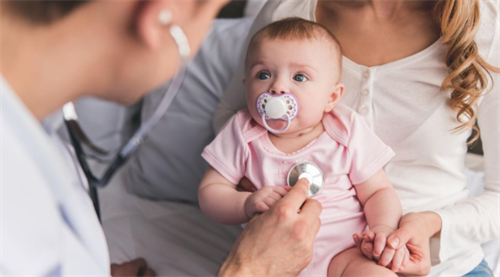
left=324, top=83, right=344, bottom=113
left=134, top=1, right=179, bottom=50
left=134, top=0, right=228, bottom=51
left=134, top=0, right=199, bottom=50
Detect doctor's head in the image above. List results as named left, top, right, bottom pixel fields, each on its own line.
left=0, top=0, right=228, bottom=118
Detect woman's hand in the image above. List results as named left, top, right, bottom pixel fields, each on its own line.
left=111, top=258, right=156, bottom=276
left=354, top=212, right=441, bottom=276
left=353, top=227, right=410, bottom=272
left=218, top=179, right=322, bottom=277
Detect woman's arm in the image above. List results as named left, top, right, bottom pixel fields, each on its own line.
left=199, top=166, right=252, bottom=224
left=431, top=51, right=499, bottom=262
left=380, top=28, right=499, bottom=275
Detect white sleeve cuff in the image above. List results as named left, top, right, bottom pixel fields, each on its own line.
left=432, top=208, right=453, bottom=263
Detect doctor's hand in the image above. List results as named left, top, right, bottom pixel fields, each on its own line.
left=218, top=179, right=322, bottom=277
left=111, top=258, right=156, bottom=277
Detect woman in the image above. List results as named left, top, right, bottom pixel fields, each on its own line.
left=214, top=0, right=499, bottom=276
left=0, top=1, right=321, bottom=276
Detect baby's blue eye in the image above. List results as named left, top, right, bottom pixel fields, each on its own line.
left=258, top=72, right=271, bottom=80
left=293, top=74, right=308, bottom=82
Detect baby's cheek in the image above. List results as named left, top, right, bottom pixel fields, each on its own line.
left=302, top=100, right=326, bottom=119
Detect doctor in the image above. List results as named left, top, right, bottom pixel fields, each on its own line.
left=0, top=0, right=322, bottom=276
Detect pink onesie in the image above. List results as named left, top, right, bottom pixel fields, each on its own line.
left=202, top=104, right=395, bottom=276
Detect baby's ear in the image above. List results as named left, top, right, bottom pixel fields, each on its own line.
left=324, top=83, right=344, bottom=113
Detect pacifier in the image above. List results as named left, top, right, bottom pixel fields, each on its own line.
left=256, top=92, right=299, bottom=134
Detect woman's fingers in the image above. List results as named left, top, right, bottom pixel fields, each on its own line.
left=387, top=227, right=411, bottom=250
left=391, top=247, right=406, bottom=272
left=378, top=247, right=395, bottom=267
left=389, top=213, right=433, bottom=276
left=401, top=246, right=410, bottom=269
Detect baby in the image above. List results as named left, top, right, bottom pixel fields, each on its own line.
left=199, top=18, right=406, bottom=276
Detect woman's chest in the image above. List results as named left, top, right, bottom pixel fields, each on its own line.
left=315, top=2, right=441, bottom=67
left=339, top=48, right=469, bottom=158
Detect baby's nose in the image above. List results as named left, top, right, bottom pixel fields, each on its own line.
left=269, top=88, right=286, bottom=95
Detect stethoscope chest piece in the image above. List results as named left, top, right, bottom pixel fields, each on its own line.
left=287, top=162, right=324, bottom=197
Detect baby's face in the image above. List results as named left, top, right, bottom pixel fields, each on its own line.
left=245, top=38, right=342, bottom=135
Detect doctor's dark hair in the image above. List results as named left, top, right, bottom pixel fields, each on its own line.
left=5, top=1, right=90, bottom=24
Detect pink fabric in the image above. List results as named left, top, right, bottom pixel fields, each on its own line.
left=202, top=104, right=395, bottom=275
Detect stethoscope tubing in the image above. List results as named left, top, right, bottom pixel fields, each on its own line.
left=63, top=24, right=191, bottom=219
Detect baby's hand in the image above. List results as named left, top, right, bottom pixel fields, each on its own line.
left=353, top=226, right=410, bottom=272
left=244, top=186, right=291, bottom=218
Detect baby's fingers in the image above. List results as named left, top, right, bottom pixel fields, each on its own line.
left=267, top=192, right=283, bottom=202
left=352, top=233, right=363, bottom=246
left=252, top=201, right=270, bottom=215
left=373, top=233, right=387, bottom=259
left=360, top=241, right=374, bottom=260
left=272, top=186, right=290, bottom=196
left=263, top=197, right=278, bottom=208
left=362, top=230, right=375, bottom=242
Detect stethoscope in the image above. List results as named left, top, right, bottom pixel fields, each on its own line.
left=287, top=162, right=324, bottom=198
left=63, top=23, right=326, bottom=220
left=63, top=24, right=191, bottom=219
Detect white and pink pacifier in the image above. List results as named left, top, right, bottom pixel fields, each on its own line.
left=256, top=92, right=299, bottom=134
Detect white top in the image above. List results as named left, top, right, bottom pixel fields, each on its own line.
left=0, top=76, right=110, bottom=275
left=212, top=1, right=499, bottom=276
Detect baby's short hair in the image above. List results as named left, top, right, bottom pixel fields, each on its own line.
left=245, top=17, right=342, bottom=73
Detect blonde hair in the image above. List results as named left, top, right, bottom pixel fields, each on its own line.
left=246, top=17, right=342, bottom=76
left=435, top=0, right=500, bottom=144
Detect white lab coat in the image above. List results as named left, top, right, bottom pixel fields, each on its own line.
left=0, top=75, right=110, bottom=275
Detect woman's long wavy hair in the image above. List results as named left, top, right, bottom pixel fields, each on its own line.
left=435, top=0, right=499, bottom=144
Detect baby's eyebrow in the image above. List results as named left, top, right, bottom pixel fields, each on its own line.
left=289, top=62, right=318, bottom=73
left=250, top=60, right=266, bottom=70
